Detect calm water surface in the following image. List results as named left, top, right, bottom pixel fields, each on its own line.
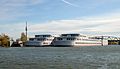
left=0, top=46, right=120, bottom=69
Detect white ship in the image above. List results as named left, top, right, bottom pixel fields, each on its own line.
left=25, top=34, right=54, bottom=47
left=51, top=34, right=108, bottom=47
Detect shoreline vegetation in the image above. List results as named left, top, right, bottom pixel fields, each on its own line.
left=0, top=32, right=27, bottom=47
left=0, top=34, right=10, bottom=47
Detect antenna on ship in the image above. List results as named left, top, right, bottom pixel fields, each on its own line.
left=25, top=21, right=28, bottom=41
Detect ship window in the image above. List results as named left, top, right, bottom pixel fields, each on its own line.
left=71, top=34, right=79, bottom=36
left=82, top=39, right=87, bottom=40
left=29, top=38, right=34, bottom=41
left=43, top=35, right=46, bottom=37
left=46, top=39, right=52, bottom=41
left=37, top=38, right=46, bottom=41
left=43, top=38, right=46, bottom=41
left=35, top=35, right=40, bottom=37
left=47, top=39, right=50, bottom=41
left=77, top=38, right=81, bottom=40
left=58, top=38, right=62, bottom=40
left=67, top=38, right=70, bottom=40
left=51, top=39, right=52, bottom=40
left=35, top=35, right=51, bottom=37
left=37, top=38, right=41, bottom=41
left=43, top=42, right=48, bottom=44
left=67, top=38, right=76, bottom=40
left=62, top=34, right=67, bottom=37
left=43, top=35, right=51, bottom=37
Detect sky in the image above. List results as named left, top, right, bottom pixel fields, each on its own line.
left=0, top=0, right=120, bottom=39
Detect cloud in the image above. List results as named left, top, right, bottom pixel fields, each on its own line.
left=0, top=23, right=26, bottom=39
left=1, top=14, right=120, bottom=39
left=61, top=0, right=79, bottom=7
left=28, top=15, right=120, bottom=36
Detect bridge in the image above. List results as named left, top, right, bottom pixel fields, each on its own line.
left=94, top=36, right=120, bottom=45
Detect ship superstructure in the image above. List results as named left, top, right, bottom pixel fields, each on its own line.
left=25, top=34, right=54, bottom=47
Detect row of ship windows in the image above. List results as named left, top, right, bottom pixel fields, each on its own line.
left=30, top=38, right=101, bottom=41
left=57, top=38, right=100, bottom=41
left=35, top=35, right=52, bottom=37
left=30, top=39, right=53, bottom=41
left=61, top=34, right=86, bottom=37
left=75, top=42, right=101, bottom=44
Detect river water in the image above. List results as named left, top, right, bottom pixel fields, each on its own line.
left=0, top=46, right=120, bottom=69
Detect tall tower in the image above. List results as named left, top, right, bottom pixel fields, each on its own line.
left=25, top=21, right=28, bottom=41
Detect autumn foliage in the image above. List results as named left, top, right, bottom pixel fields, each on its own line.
left=0, top=34, right=10, bottom=47
left=20, top=32, right=27, bottom=42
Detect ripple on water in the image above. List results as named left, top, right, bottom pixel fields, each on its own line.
left=0, top=46, right=120, bottom=69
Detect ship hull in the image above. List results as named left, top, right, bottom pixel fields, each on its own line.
left=52, top=40, right=102, bottom=47
left=52, top=44, right=102, bottom=47
left=25, top=41, right=52, bottom=47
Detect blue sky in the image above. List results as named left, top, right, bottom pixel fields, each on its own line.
left=0, top=0, right=120, bottom=39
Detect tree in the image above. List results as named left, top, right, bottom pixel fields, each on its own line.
left=0, top=34, right=10, bottom=47
left=20, top=32, right=27, bottom=43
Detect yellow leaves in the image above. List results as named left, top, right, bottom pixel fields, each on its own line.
left=0, top=34, right=10, bottom=47
left=20, top=32, right=27, bottom=42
